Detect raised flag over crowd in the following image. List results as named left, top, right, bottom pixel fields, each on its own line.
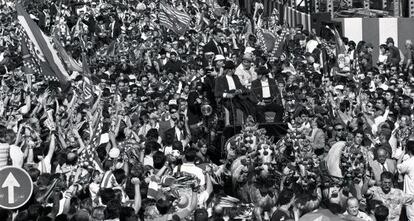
left=159, top=2, right=191, bottom=35
left=16, top=3, right=70, bottom=87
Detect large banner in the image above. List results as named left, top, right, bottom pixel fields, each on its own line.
left=283, top=6, right=311, bottom=31
left=333, top=17, right=414, bottom=63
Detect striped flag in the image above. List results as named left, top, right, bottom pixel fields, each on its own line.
left=158, top=3, right=191, bottom=35
left=78, top=111, right=103, bottom=170
left=81, top=54, right=93, bottom=103
left=16, top=4, right=70, bottom=87
left=21, top=36, right=40, bottom=76
left=52, top=36, right=83, bottom=72
left=272, top=27, right=289, bottom=57
left=257, top=29, right=276, bottom=53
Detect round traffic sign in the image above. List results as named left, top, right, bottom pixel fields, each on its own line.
left=0, top=166, right=33, bottom=209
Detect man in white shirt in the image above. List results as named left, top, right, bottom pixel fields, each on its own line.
left=343, top=197, right=372, bottom=221
left=235, top=53, right=257, bottom=89
left=173, top=147, right=205, bottom=186
left=305, top=34, right=319, bottom=53
left=397, top=140, right=414, bottom=220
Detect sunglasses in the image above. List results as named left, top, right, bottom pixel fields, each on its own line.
left=335, top=128, right=344, bottom=131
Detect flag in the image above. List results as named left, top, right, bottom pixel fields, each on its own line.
left=16, top=4, right=70, bottom=87
left=78, top=111, right=103, bottom=171
left=81, top=54, right=93, bottom=103
left=256, top=29, right=276, bottom=53
left=106, top=40, right=117, bottom=57
left=21, top=36, right=40, bottom=76
left=272, top=27, right=289, bottom=57
left=158, top=3, right=191, bottom=35
left=52, top=37, right=83, bottom=72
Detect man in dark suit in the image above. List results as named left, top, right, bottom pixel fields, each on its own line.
left=162, top=114, right=189, bottom=144
left=214, top=60, right=257, bottom=122
left=164, top=51, right=183, bottom=74
left=251, top=66, right=284, bottom=123
left=109, top=14, right=122, bottom=39
left=203, top=28, right=226, bottom=56
left=187, top=82, right=204, bottom=126
left=187, top=82, right=205, bottom=141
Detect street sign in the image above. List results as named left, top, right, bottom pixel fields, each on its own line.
left=0, top=166, right=33, bottom=209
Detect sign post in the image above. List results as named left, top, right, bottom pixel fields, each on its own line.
left=0, top=166, right=33, bottom=209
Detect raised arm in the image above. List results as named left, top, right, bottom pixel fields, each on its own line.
left=20, top=92, right=31, bottom=115
left=132, top=178, right=142, bottom=214
left=46, top=134, right=56, bottom=160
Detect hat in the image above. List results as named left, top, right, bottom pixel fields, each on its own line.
left=386, top=37, right=394, bottom=44
left=379, top=84, right=389, bottom=90
left=109, top=148, right=120, bottom=158
left=168, top=99, right=178, bottom=106
left=244, top=47, right=255, bottom=54
left=256, top=66, right=269, bottom=76
left=214, top=54, right=225, bottom=61
left=223, top=60, right=236, bottom=70
left=242, top=53, right=254, bottom=62
left=334, top=85, right=344, bottom=91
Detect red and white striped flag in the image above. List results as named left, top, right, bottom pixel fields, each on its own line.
left=16, top=4, right=70, bottom=87
left=158, top=3, right=191, bottom=35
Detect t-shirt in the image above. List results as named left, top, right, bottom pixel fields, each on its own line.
left=271, top=209, right=291, bottom=221
left=173, top=163, right=205, bottom=186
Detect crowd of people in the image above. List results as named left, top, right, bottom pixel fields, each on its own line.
left=1, top=0, right=414, bottom=220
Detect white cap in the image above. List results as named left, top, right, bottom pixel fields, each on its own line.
left=109, top=148, right=120, bottom=158
left=214, top=54, right=225, bottom=61
left=379, top=84, right=389, bottom=90
left=334, top=85, right=344, bottom=91
left=168, top=99, right=177, bottom=106
left=244, top=47, right=255, bottom=54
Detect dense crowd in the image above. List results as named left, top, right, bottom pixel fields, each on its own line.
left=1, top=0, right=414, bottom=220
